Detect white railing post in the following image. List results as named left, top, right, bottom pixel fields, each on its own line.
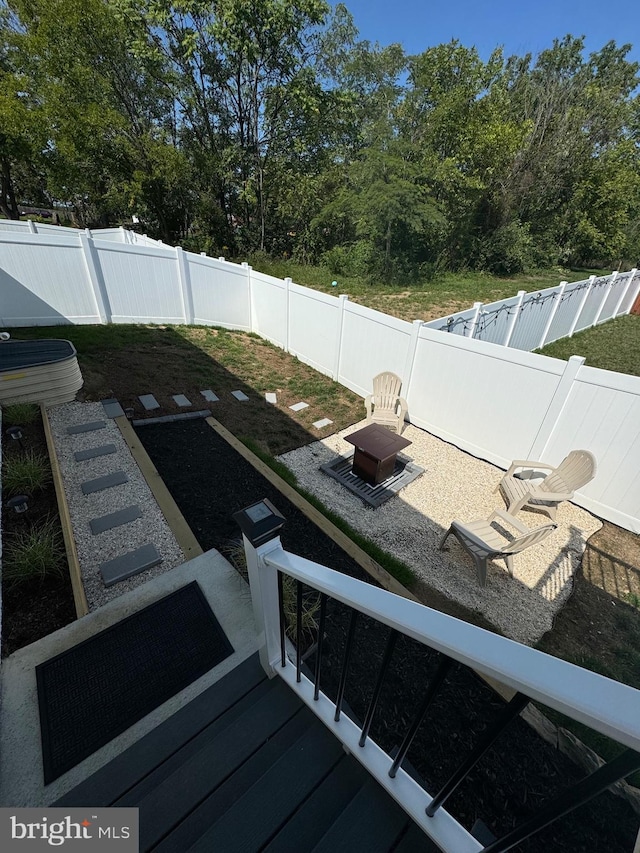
left=119, top=225, right=129, bottom=244
left=284, top=277, right=293, bottom=353
left=175, top=246, right=195, bottom=325
left=79, top=229, right=112, bottom=324
left=503, top=290, right=526, bottom=347
left=242, top=534, right=283, bottom=676
left=613, top=268, right=636, bottom=318
left=467, top=302, right=482, bottom=338
left=333, top=293, right=349, bottom=380
left=403, top=319, right=423, bottom=403
left=218, top=255, right=225, bottom=261
left=593, top=271, right=617, bottom=326
left=527, top=355, right=585, bottom=460
left=568, top=275, right=595, bottom=337
left=538, top=282, right=566, bottom=350
left=242, top=261, right=253, bottom=332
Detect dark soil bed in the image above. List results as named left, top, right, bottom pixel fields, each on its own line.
left=1, top=411, right=75, bottom=657
left=137, top=418, right=638, bottom=852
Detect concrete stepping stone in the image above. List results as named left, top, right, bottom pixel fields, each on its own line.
left=90, top=505, right=142, bottom=535
left=100, top=544, right=162, bottom=588
left=81, top=471, right=129, bottom=495
left=289, top=401, right=309, bottom=412
left=74, top=444, right=117, bottom=462
left=67, top=420, right=106, bottom=435
left=139, top=394, right=160, bottom=411
left=231, top=390, right=249, bottom=401
left=265, top=392, right=277, bottom=404
left=101, top=398, right=125, bottom=418
left=313, top=418, right=333, bottom=429
left=172, top=394, right=192, bottom=407
left=200, top=390, right=219, bottom=402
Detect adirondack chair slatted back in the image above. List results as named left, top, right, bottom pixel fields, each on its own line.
left=373, top=372, right=403, bottom=412
left=540, top=450, right=596, bottom=496
left=504, top=524, right=556, bottom=556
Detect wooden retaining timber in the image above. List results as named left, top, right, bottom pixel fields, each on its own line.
left=40, top=404, right=89, bottom=619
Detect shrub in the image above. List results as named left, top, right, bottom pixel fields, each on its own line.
left=2, top=450, right=51, bottom=494
left=2, top=518, right=65, bottom=585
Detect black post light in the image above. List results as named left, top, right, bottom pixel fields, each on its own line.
left=124, top=407, right=135, bottom=420
left=7, top=494, right=29, bottom=514
left=6, top=425, right=25, bottom=451
left=233, top=499, right=285, bottom=547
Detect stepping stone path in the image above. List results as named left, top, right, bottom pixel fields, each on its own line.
left=313, top=418, right=333, bottom=430
left=81, top=471, right=129, bottom=495
left=74, top=444, right=116, bottom=462
left=101, top=398, right=125, bottom=418
left=265, top=392, right=277, bottom=405
left=67, top=421, right=106, bottom=435
left=100, top=544, right=162, bottom=588
left=200, top=390, right=219, bottom=402
left=289, top=401, right=309, bottom=412
left=89, top=505, right=142, bottom=535
left=172, top=394, right=192, bottom=407
left=138, top=394, right=160, bottom=411
left=231, top=390, right=249, bottom=401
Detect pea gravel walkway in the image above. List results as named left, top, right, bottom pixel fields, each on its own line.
left=47, top=402, right=184, bottom=611
left=279, top=421, right=602, bottom=645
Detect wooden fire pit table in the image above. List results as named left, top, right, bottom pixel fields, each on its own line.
left=344, top=423, right=412, bottom=486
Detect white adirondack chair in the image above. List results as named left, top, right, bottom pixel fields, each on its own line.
left=439, top=509, right=557, bottom=587
left=365, top=372, right=408, bottom=435
left=497, top=450, right=596, bottom=521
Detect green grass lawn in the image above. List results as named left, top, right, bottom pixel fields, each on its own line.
left=249, top=257, right=606, bottom=323
left=539, top=314, right=640, bottom=377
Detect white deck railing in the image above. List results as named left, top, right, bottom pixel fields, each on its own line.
left=241, top=531, right=640, bottom=852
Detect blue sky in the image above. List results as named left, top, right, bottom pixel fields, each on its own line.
left=338, top=0, right=639, bottom=64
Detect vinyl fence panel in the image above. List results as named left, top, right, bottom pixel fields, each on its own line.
left=543, top=280, right=589, bottom=344
left=407, top=327, right=566, bottom=468
left=338, top=302, right=415, bottom=397
left=287, top=284, right=342, bottom=378
left=95, top=241, right=184, bottom=323
left=0, top=233, right=99, bottom=325
left=424, top=306, right=477, bottom=336
left=508, top=287, right=560, bottom=351
left=541, top=365, right=640, bottom=532
left=249, top=269, right=288, bottom=346
left=188, top=254, right=251, bottom=330
left=473, top=294, right=521, bottom=345
left=573, top=276, right=610, bottom=332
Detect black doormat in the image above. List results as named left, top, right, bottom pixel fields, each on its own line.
left=36, top=581, right=233, bottom=784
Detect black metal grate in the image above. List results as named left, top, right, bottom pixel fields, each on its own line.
left=37, top=581, right=233, bottom=783
left=320, top=453, right=424, bottom=507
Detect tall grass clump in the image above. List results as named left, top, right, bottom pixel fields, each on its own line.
left=2, top=450, right=51, bottom=494
left=2, top=402, right=39, bottom=425
left=2, top=518, right=65, bottom=585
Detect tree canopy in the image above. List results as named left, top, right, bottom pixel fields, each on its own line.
left=1, top=0, right=639, bottom=277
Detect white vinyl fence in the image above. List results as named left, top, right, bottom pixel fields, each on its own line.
left=1, top=225, right=640, bottom=532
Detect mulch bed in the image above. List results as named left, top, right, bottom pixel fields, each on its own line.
left=137, top=417, right=638, bottom=852
left=1, top=412, right=76, bottom=657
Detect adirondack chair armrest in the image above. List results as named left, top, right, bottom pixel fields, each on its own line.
left=504, top=459, right=554, bottom=479
left=531, top=487, right=574, bottom=502
left=364, top=394, right=373, bottom=417
left=487, top=509, right=529, bottom=535
left=396, top=396, right=408, bottom=417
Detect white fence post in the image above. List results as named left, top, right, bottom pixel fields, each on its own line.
left=241, top=533, right=284, bottom=677
left=175, top=246, right=195, bottom=325
left=503, top=290, right=526, bottom=347
left=119, top=225, right=129, bottom=244
left=403, top=319, right=424, bottom=403
left=242, top=262, right=253, bottom=332
left=538, top=282, right=566, bottom=350
left=467, top=301, right=482, bottom=338
left=284, top=277, right=293, bottom=353
left=27, top=220, right=36, bottom=234
left=527, top=355, right=585, bottom=460
left=333, top=294, right=349, bottom=381
left=79, top=229, right=111, bottom=324
left=593, top=271, right=617, bottom=326
left=614, top=268, right=636, bottom=318
left=568, top=275, right=595, bottom=337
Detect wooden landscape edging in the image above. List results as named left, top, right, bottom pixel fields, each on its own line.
left=40, top=404, right=89, bottom=618
left=115, top=415, right=203, bottom=561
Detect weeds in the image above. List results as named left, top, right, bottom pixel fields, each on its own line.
left=2, top=518, right=65, bottom=585
left=2, top=449, right=51, bottom=494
